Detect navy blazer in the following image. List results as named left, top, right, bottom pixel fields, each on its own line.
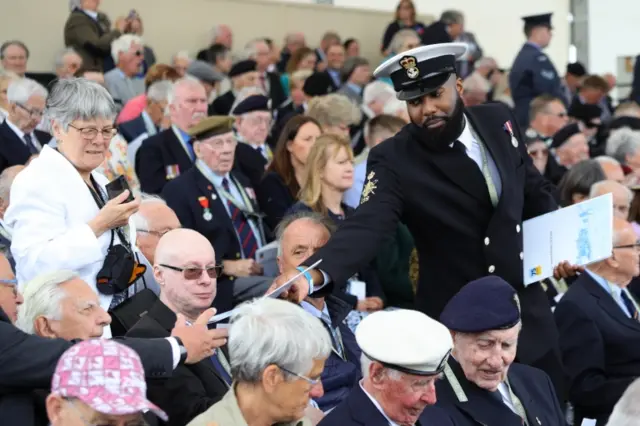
left=318, top=381, right=455, bottom=426
left=435, top=358, right=566, bottom=426
left=256, top=171, right=296, bottom=230
left=209, top=91, right=235, bottom=116
left=136, top=128, right=194, bottom=194
left=118, top=114, right=148, bottom=143
left=554, top=272, right=640, bottom=425
left=162, top=166, right=264, bottom=313
left=234, top=142, right=267, bottom=191
left=0, top=121, right=51, bottom=173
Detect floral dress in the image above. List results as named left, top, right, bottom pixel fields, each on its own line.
left=94, top=134, right=141, bottom=196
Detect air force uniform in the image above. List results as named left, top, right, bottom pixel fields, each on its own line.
left=318, top=309, right=456, bottom=426
left=301, top=43, right=564, bottom=397
left=436, top=277, right=567, bottom=426
left=510, top=14, right=565, bottom=128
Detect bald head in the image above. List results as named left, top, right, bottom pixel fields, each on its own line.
left=155, top=228, right=215, bottom=265
left=590, top=180, right=633, bottom=220
left=613, top=217, right=636, bottom=246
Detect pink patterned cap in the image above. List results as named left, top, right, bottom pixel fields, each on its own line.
left=51, top=339, right=168, bottom=421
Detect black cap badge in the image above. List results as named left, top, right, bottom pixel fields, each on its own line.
left=400, top=56, right=419, bottom=79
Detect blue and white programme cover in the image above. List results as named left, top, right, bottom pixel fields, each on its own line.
left=522, top=193, right=613, bottom=286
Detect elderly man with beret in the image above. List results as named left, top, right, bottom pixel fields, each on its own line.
left=435, top=276, right=566, bottom=426
left=318, top=309, right=456, bottom=426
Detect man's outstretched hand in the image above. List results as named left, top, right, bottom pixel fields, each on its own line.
left=267, top=268, right=323, bottom=303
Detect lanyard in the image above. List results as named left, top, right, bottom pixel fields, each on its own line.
left=171, top=125, right=193, bottom=159
left=470, top=126, right=499, bottom=208
left=196, top=161, right=255, bottom=214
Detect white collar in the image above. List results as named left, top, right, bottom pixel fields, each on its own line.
left=359, top=380, right=403, bottom=426
left=5, top=119, right=26, bottom=140
left=82, top=9, right=99, bottom=20
left=449, top=114, right=474, bottom=151
left=496, top=381, right=517, bottom=413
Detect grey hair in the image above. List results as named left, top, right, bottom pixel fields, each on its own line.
left=0, top=40, right=29, bottom=60
left=614, top=101, right=640, bottom=119
left=147, top=80, right=173, bottom=103
left=389, top=29, right=420, bottom=55
left=284, top=32, right=305, bottom=45
left=54, top=47, right=79, bottom=69
left=229, top=298, right=332, bottom=383
left=0, top=165, right=23, bottom=202
left=45, top=77, right=117, bottom=130
left=15, top=270, right=79, bottom=334
left=68, top=0, right=81, bottom=11
left=363, top=81, right=395, bottom=106
left=606, top=378, right=640, bottom=426
left=231, top=87, right=267, bottom=115
left=131, top=194, right=167, bottom=231
left=275, top=211, right=336, bottom=256
left=307, top=93, right=362, bottom=128
left=7, top=78, right=48, bottom=105
left=167, top=75, right=203, bottom=105
left=441, top=10, right=465, bottom=25
left=589, top=180, right=633, bottom=204
left=172, top=50, right=191, bottom=63
left=244, top=38, right=268, bottom=60
left=463, top=73, right=491, bottom=93
left=475, top=57, right=497, bottom=69
left=607, top=128, right=640, bottom=161
left=360, top=353, right=402, bottom=381
left=111, top=34, right=143, bottom=64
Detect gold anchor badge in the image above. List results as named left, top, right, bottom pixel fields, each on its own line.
left=360, top=171, right=378, bottom=205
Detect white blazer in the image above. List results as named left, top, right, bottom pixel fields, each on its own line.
left=5, top=145, right=137, bottom=312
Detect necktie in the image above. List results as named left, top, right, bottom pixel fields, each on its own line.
left=222, top=178, right=259, bottom=259
left=23, top=134, right=39, bottom=155
left=108, top=290, right=128, bottom=311
left=320, top=311, right=344, bottom=358
left=210, top=351, right=232, bottom=385
left=260, top=74, right=267, bottom=92
left=185, top=138, right=195, bottom=161
left=621, top=290, right=639, bottom=320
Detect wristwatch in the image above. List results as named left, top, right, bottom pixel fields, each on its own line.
left=173, top=336, right=188, bottom=364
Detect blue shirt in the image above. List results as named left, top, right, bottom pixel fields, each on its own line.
left=196, top=160, right=263, bottom=254
left=301, top=300, right=332, bottom=325
left=172, top=125, right=195, bottom=161
left=327, top=69, right=341, bottom=88
left=346, top=83, right=363, bottom=96
left=585, top=269, right=632, bottom=318
left=343, top=151, right=368, bottom=209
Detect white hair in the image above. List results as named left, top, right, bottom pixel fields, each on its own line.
left=606, top=378, right=640, bottom=425
left=389, top=29, right=419, bottom=54
left=229, top=298, right=332, bottom=383
left=244, top=38, right=268, bottom=60
left=383, top=98, right=406, bottom=116
left=231, top=87, right=267, bottom=115
left=589, top=180, right=633, bottom=203
left=360, top=353, right=402, bottom=381
left=147, top=80, right=173, bottom=103
left=210, top=24, right=229, bottom=42
left=167, top=75, right=204, bottom=105
left=111, top=34, right=143, bottom=64
left=614, top=102, right=640, bottom=119
left=606, top=128, right=640, bottom=161
left=131, top=194, right=167, bottom=232
left=15, top=270, right=79, bottom=334
left=172, top=50, right=191, bottom=63
left=463, top=73, right=491, bottom=93
left=45, top=77, right=116, bottom=130
left=363, top=81, right=395, bottom=106
left=54, top=47, right=79, bottom=69
left=7, top=78, right=48, bottom=104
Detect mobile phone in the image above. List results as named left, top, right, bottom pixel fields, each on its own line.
left=105, top=175, right=135, bottom=203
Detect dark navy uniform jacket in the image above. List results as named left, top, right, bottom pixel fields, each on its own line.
left=509, top=42, right=564, bottom=128
left=303, top=102, right=563, bottom=395
left=435, top=358, right=566, bottom=426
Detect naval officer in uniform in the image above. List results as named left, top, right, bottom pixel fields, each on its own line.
left=436, top=276, right=566, bottom=426
left=509, top=13, right=565, bottom=128
left=271, top=43, right=578, bottom=399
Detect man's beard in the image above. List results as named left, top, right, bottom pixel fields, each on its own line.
left=410, top=94, right=466, bottom=150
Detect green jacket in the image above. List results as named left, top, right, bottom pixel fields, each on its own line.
left=64, top=9, right=121, bottom=71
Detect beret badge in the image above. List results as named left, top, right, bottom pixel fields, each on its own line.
left=400, top=55, right=420, bottom=79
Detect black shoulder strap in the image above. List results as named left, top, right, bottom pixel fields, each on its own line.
left=86, top=175, right=130, bottom=251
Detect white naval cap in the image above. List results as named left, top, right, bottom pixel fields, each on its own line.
left=373, top=42, right=468, bottom=101
left=356, top=309, right=453, bottom=376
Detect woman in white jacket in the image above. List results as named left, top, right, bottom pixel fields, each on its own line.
left=5, top=77, right=140, bottom=316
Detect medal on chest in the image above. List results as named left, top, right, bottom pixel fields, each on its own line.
left=503, top=121, right=518, bottom=148
left=198, top=196, right=213, bottom=221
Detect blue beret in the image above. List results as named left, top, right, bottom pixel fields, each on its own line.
left=439, top=276, right=521, bottom=333
left=228, top=59, right=257, bottom=78
left=232, top=95, right=271, bottom=115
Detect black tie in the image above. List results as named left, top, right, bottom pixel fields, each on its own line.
left=621, top=290, right=639, bottom=320
left=23, top=134, right=39, bottom=155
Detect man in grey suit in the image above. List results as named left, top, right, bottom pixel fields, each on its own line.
left=338, top=57, right=371, bottom=106
left=104, top=34, right=145, bottom=106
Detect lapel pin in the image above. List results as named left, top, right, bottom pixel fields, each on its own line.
left=198, top=196, right=213, bottom=221
left=207, top=185, right=213, bottom=190
left=503, top=120, right=519, bottom=148
left=536, top=417, right=541, bottom=425
left=211, top=193, right=217, bottom=201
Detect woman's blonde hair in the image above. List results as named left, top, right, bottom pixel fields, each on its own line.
left=299, top=134, right=354, bottom=215
left=307, top=93, right=361, bottom=129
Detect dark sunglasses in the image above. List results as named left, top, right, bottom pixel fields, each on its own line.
left=159, top=264, right=223, bottom=280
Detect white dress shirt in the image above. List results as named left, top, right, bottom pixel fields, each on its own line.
left=496, top=382, right=519, bottom=415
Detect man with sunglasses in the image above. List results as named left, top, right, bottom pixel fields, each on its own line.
left=0, top=77, right=51, bottom=173
left=555, top=217, right=640, bottom=426
left=127, top=228, right=230, bottom=426
left=104, top=34, right=145, bottom=106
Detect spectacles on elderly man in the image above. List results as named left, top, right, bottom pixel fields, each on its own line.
left=614, top=241, right=640, bottom=250
left=68, top=124, right=117, bottom=141
left=278, top=365, right=321, bottom=386
left=158, top=264, right=223, bottom=280
left=0, top=279, right=18, bottom=297
left=16, top=103, right=44, bottom=119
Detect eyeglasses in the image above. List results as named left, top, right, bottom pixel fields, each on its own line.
left=158, top=264, right=223, bottom=280
left=546, top=111, right=568, bottom=119
left=278, top=365, right=321, bottom=386
left=614, top=242, right=640, bottom=250
left=16, top=103, right=44, bottom=118
left=66, top=398, right=149, bottom=426
left=0, top=279, right=18, bottom=297
left=68, top=124, right=117, bottom=141
left=137, top=228, right=174, bottom=238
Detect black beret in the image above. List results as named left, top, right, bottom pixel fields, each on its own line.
left=569, top=101, right=602, bottom=126
left=303, top=72, right=334, bottom=97
left=228, top=59, right=257, bottom=78
left=440, top=276, right=521, bottom=333
left=232, top=95, right=271, bottom=115
left=566, top=62, right=587, bottom=77
left=550, top=123, right=581, bottom=149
